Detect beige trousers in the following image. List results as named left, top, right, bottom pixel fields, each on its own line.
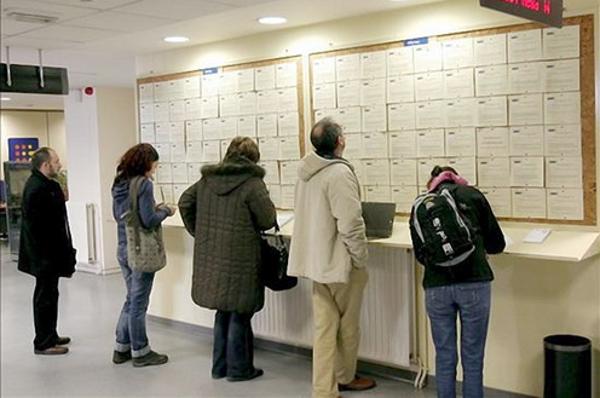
left=312, top=267, right=369, bottom=398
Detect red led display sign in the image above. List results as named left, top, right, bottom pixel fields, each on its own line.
left=480, top=0, right=563, bottom=28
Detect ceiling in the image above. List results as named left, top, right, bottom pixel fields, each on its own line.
left=0, top=92, right=64, bottom=110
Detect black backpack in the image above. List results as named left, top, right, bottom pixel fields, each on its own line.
left=410, top=187, right=475, bottom=267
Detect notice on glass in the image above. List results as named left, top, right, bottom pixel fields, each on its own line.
left=153, top=102, right=170, bottom=122
left=477, top=96, right=507, bottom=126
left=202, top=74, right=219, bottom=98
left=387, top=75, right=415, bottom=103
left=508, top=63, right=543, bottom=94
left=337, top=107, right=362, bottom=133
left=544, top=92, right=581, bottom=125
left=336, top=54, right=360, bottom=81
left=442, top=38, right=474, bottom=69
left=543, top=25, right=580, bottom=60
left=360, top=51, right=386, bottom=79
left=258, top=137, right=280, bottom=161
left=238, top=92, right=257, bottom=116
left=547, top=189, right=583, bottom=220
left=362, top=132, right=388, bottom=158
left=546, top=157, right=583, bottom=188
left=388, top=103, right=416, bottom=131
left=364, top=185, right=391, bottom=202
left=443, top=68, right=474, bottom=98
left=508, top=29, right=542, bottom=63
left=257, top=114, right=278, bottom=137
left=185, top=98, right=202, bottom=120
left=509, top=94, right=543, bottom=125
left=203, top=118, right=221, bottom=140
left=171, top=163, right=188, bottom=184
left=169, top=100, right=185, bottom=122
left=157, top=163, right=173, bottom=183
left=238, top=116, right=257, bottom=137
left=219, top=117, right=238, bottom=139
left=139, top=83, right=154, bottom=103
left=510, top=157, right=544, bottom=187
left=387, top=46, right=414, bottom=76
left=313, top=83, right=337, bottom=110
left=139, top=104, right=155, bottom=123
left=236, top=68, right=255, bottom=92
left=445, top=98, right=477, bottom=127
left=219, top=95, right=239, bottom=117
left=255, top=65, right=276, bottom=91
left=416, top=101, right=445, bottom=129
left=257, top=90, right=278, bottom=114
left=389, top=131, right=417, bottom=158
left=202, top=140, right=221, bottom=162
left=155, top=123, right=170, bottom=143
left=478, top=157, right=510, bottom=187
left=415, top=72, right=444, bottom=101
left=362, top=105, right=387, bottom=132
left=543, top=59, right=580, bottom=92
left=277, top=88, right=298, bottom=112
left=343, top=133, right=362, bottom=159
left=280, top=160, right=299, bottom=185
left=544, top=125, right=581, bottom=157
left=280, top=185, right=296, bottom=209
left=479, top=187, right=511, bottom=217
left=363, top=159, right=390, bottom=185
left=477, top=127, right=509, bottom=156
left=474, top=34, right=507, bottom=66
left=186, top=142, right=203, bottom=163
left=337, top=80, right=361, bottom=108
left=276, top=62, right=297, bottom=88
left=445, top=127, right=476, bottom=157
left=416, top=129, right=445, bottom=157
left=218, top=72, right=237, bottom=95
left=475, top=65, right=508, bottom=96
left=201, top=96, right=219, bottom=119
left=185, top=120, right=203, bottom=142
left=279, top=136, right=300, bottom=160
left=413, top=42, right=442, bottom=73
left=278, top=112, right=299, bottom=137
left=360, top=78, right=386, bottom=105
left=391, top=185, right=418, bottom=213
left=169, top=122, right=185, bottom=142
left=390, top=159, right=417, bottom=186
left=183, top=76, right=200, bottom=99
left=512, top=188, right=546, bottom=218
left=510, top=126, right=544, bottom=156
left=140, top=123, right=155, bottom=143
left=312, top=57, right=336, bottom=84
left=261, top=161, right=280, bottom=185
left=187, top=163, right=203, bottom=182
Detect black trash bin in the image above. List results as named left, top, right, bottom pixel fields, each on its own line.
left=544, top=334, right=591, bottom=398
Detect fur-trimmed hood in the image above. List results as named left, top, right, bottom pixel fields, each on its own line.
left=201, top=156, right=266, bottom=196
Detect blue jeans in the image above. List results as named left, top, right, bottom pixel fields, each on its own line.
left=114, top=260, right=155, bottom=358
left=426, top=282, right=491, bottom=398
left=212, top=311, right=256, bottom=378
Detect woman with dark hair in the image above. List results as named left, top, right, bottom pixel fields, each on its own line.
left=111, top=143, right=176, bottom=367
left=178, top=136, right=276, bottom=382
left=410, top=166, right=505, bottom=398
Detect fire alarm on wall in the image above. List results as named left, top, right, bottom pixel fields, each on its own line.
left=83, top=87, right=94, bottom=96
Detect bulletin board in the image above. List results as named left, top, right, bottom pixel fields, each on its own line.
left=308, top=15, right=595, bottom=225
left=136, top=55, right=305, bottom=209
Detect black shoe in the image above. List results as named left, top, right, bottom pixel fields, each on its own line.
left=212, top=372, right=226, bottom=380
left=112, top=350, right=132, bottom=364
left=132, top=351, right=168, bottom=367
left=56, top=336, right=71, bottom=345
left=227, top=368, right=264, bottom=382
left=34, top=346, right=69, bottom=355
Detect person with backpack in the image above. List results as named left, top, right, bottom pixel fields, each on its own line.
left=409, top=166, right=505, bottom=398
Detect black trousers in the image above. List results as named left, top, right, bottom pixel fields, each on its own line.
left=33, top=276, right=60, bottom=350
left=212, top=311, right=255, bottom=378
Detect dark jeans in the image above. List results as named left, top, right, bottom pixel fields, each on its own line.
left=114, top=261, right=155, bottom=358
left=33, top=276, right=60, bottom=350
left=426, top=282, right=491, bottom=398
left=212, top=311, right=256, bottom=378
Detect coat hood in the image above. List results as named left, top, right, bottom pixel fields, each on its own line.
left=111, top=178, right=130, bottom=202
left=201, top=156, right=265, bottom=196
left=297, top=152, right=354, bottom=182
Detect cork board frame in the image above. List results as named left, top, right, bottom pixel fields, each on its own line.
left=136, top=55, right=306, bottom=158
left=308, top=15, right=596, bottom=226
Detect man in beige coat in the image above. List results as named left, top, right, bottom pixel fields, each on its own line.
left=288, top=118, right=376, bottom=398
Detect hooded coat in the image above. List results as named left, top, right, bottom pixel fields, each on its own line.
left=178, top=156, right=277, bottom=314
left=287, top=152, right=368, bottom=284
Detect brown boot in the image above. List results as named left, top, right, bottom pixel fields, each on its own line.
left=338, top=375, right=376, bottom=391
left=34, top=346, right=69, bottom=355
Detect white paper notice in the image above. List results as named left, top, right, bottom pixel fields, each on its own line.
left=169, top=79, right=186, bottom=100
left=219, top=117, right=238, bottom=140
left=477, top=96, right=507, bottom=126
left=360, top=51, right=386, bottom=79
left=237, top=116, right=257, bottom=137
left=510, top=157, right=544, bottom=187
left=255, top=65, right=276, bottom=91
left=139, top=83, right=154, bottom=103
left=169, top=122, right=185, bottom=142
left=279, top=136, right=300, bottom=160
left=479, top=187, right=511, bottom=217
left=337, top=80, right=361, bottom=108
left=416, top=129, right=445, bottom=157
left=278, top=112, right=299, bottom=137
left=474, top=34, right=507, bottom=66
left=363, top=159, right=390, bottom=185
left=257, top=114, right=278, bottom=137
left=387, top=46, right=414, bottom=76
left=277, top=88, right=298, bottom=112
left=475, top=65, right=508, bottom=96
left=153, top=82, right=168, bottom=102
left=238, top=92, right=257, bottom=115
left=157, top=163, right=172, bottom=183
left=477, top=127, right=509, bottom=156
left=446, top=157, right=477, bottom=185
left=267, top=185, right=281, bottom=208
left=388, top=103, right=416, bottom=131
left=391, top=185, right=418, bottom=213
left=186, top=142, right=203, bottom=163
left=202, top=140, right=221, bottom=162
left=445, top=127, right=476, bottom=156
left=362, top=105, right=387, bottom=132
left=258, top=137, right=280, bottom=161
left=387, top=75, right=415, bottom=103
left=139, top=104, right=154, bottom=123
left=171, top=163, right=188, bottom=184
left=183, top=76, right=200, bottom=99
left=257, top=90, right=278, bottom=114
left=202, top=74, right=219, bottom=98
left=478, top=157, right=510, bottom=187
left=154, top=123, right=170, bottom=143
left=509, top=94, right=543, bottom=125
left=276, top=62, right=297, bottom=88
left=508, top=63, right=543, bottom=94
left=157, top=184, right=173, bottom=205
left=546, top=157, right=583, bottom=188
left=547, top=189, right=583, bottom=220
left=413, top=42, right=442, bottom=73
left=168, top=100, right=185, bottom=122
left=543, top=25, right=580, bottom=60
left=153, top=102, right=170, bottom=122
left=172, top=184, right=187, bottom=203
left=185, top=98, right=202, bottom=120
left=140, top=123, right=155, bottom=143
left=336, top=54, right=360, bottom=81
left=415, top=72, right=444, bottom=101
left=508, top=29, right=542, bottom=63
left=186, top=120, right=203, bottom=142
left=313, top=83, right=337, bottom=110
left=312, top=57, right=336, bottom=84
left=337, top=107, right=362, bottom=133
left=543, top=59, right=580, bottom=92
left=362, top=132, right=388, bottom=158
left=390, top=159, right=417, bottom=186
left=280, top=185, right=296, bottom=209
left=314, top=109, right=336, bottom=122
left=442, top=38, right=474, bottom=69
left=261, top=161, right=280, bottom=185
left=510, top=126, right=544, bottom=156
left=170, top=142, right=186, bottom=163
left=389, top=131, right=417, bottom=158
left=343, top=133, right=362, bottom=159
left=219, top=95, right=239, bottom=117
left=187, top=163, right=203, bottom=182
left=443, top=68, right=474, bottom=98
left=512, top=188, right=546, bottom=218
left=445, top=98, right=477, bottom=127
left=220, top=140, right=229, bottom=160
left=544, top=125, right=581, bottom=157
left=416, top=101, right=445, bottom=129
left=200, top=97, right=219, bottom=119
left=544, top=92, right=580, bottom=125
left=236, top=68, right=255, bottom=92
left=280, top=160, right=299, bottom=185
left=155, top=144, right=171, bottom=163
left=202, top=118, right=221, bottom=140
left=364, top=185, right=391, bottom=202
left=218, top=72, right=237, bottom=95
left=360, top=79, right=386, bottom=106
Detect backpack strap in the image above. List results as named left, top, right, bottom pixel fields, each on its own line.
left=128, top=176, right=145, bottom=249
left=411, top=193, right=436, bottom=244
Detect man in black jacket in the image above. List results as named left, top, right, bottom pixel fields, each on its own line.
left=18, top=147, right=76, bottom=355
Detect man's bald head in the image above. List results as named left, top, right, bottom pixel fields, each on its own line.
left=310, top=118, right=343, bottom=157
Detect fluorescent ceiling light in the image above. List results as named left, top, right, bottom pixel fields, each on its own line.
left=164, top=36, right=189, bottom=43
left=258, top=16, right=287, bottom=25
left=1, top=97, right=11, bottom=101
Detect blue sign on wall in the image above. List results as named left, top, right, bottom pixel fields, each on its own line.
left=403, top=37, right=429, bottom=46
left=8, top=138, right=39, bottom=162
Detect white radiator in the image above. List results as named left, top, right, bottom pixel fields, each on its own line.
left=253, top=246, right=413, bottom=368
left=66, top=201, right=99, bottom=272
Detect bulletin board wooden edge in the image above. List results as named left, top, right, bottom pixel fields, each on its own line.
left=307, top=15, right=596, bottom=226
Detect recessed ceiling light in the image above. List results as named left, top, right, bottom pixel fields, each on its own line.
left=164, top=36, right=189, bottom=43
left=258, top=16, right=287, bottom=25
left=1, top=97, right=11, bottom=101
